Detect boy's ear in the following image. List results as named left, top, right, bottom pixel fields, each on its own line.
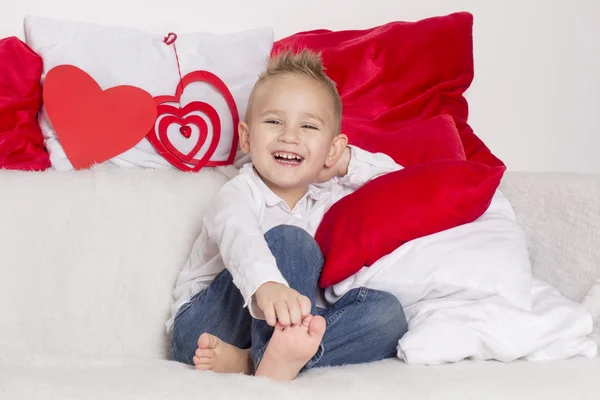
left=238, top=121, right=251, bottom=153
left=325, top=133, right=349, bottom=167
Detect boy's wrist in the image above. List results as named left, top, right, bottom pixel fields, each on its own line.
left=338, top=147, right=351, bottom=177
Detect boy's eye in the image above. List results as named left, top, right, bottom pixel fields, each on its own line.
left=264, top=119, right=281, bottom=125
left=302, top=124, right=318, bottom=130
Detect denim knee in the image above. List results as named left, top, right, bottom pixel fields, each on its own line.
left=263, top=225, right=323, bottom=278
left=264, top=225, right=319, bottom=251
left=366, top=290, right=408, bottom=346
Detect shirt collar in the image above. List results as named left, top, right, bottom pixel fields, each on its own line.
left=240, top=163, right=329, bottom=207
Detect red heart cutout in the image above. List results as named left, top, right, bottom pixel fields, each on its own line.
left=156, top=103, right=212, bottom=163
left=43, top=65, right=157, bottom=170
left=149, top=101, right=221, bottom=171
left=147, top=71, right=239, bottom=172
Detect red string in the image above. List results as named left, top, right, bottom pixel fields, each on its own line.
left=163, top=32, right=184, bottom=108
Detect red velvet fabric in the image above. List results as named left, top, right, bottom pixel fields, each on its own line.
left=358, top=114, right=466, bottom=166
left=316, top=161, right=506, bottom=288
left=0, top=37, right=49, bottom=171
left=273, top=12, right=504, bottom=168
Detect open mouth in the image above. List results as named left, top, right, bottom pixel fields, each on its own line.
left=272, top=152, right=304, bottom=165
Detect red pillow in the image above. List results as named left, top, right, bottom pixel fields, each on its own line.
left=358, top=114, right=466, bottom=166
left=315, top=160, right=506, bottom=288
left=0, top=37, right=49, bottom=171
left=274, top=12, right=504, bottom=168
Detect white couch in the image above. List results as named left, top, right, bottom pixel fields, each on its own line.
left=0, top=166, right=598, bottom=399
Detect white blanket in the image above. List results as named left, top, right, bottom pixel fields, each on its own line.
left=326, top=191, right=598, bottom=364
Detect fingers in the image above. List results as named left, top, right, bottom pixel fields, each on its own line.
left=298, top=295, right=312, bottom=317
left=301, top=314, right=313, bottom=327
left=274, top=302, right=290, bottom=326
left=263, top=303, right=277, bottom=327
left=287, top=298, right=301, bottom=325
left=258, top=288, right=313, bottom=327
left=283, top=296, right=311, bottom=325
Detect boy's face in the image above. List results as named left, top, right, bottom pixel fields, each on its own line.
left=239, top=74, right=346, bottom=193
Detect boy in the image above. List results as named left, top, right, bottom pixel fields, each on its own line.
left=167, top=50, right=408, bottom=381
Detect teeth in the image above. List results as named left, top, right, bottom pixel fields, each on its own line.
left=274, top=152, right=303, bottom=161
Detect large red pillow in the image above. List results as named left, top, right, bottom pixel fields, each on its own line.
left=274, top=12, right=504, bottom=168
left=360, top=114, right=466, bottom=166
left=0, top=37, right=49, bottom=171
left=315, top=160, right=506, bottom=288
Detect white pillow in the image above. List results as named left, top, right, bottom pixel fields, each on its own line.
left=325, top=190, right=533, bottom=310
left=24, top=15, right=273, bottom=171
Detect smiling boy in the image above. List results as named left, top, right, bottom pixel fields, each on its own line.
left=168, top=50, right=408, bottom=381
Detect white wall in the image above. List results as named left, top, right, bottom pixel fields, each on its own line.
left=2, top=0, right=599, bottom=173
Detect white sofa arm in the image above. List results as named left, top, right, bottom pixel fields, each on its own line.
left=500, top=171, right=600, bottom=303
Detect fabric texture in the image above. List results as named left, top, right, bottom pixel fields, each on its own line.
left=398, top=279, right=596, bottom=364
left=360, top=114, right=467, bottom=166
left=1, top=357, right=600, bottom=400
left=0, top=36, right=49, bottom=171
left=316, top=160, right=505, bottom=287
left=0, top=166, right=229, bottom=361
left=24, top=15, right=274, bottom=170
left=582, top=280, right=600, bottom=346
left=500, top=172, right=600, bottom=303
left=273, top=12, right=503, bottom=168
left=172, top=225, right=406, bottom=371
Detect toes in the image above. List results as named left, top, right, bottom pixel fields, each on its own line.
left=193, top=356, right=214, bottom=370
left=308, top=315, right=326, bottom=337
left=195, top=347, right=216, bottom=359
left=197, top=333, right=219, bottom=349
left=301, top=315, right=313, bottom=327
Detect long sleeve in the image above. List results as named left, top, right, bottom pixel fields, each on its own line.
left=203, top=175, right=289, bottom=319
left=337, top=145, right=403, bottom=190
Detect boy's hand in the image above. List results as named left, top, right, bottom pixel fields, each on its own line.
left=255, top=282, right=312, bottom=327
left=314, top=147, right=351, bottom=183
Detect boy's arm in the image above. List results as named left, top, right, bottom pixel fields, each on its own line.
left=203, top=176, right=288, bottom=319
left=336, top=145, right=403, bottom=189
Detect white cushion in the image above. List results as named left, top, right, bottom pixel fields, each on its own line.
left=499, top=171, right=600, bottom=303
left=24, top=15, right=273, bottom=170
left=1, top=357, right=599, bottom=399
left=0, top=167, right=228, bottom=361
left=325, top=191, right=596, bottom=364
left=327, top=191, right=533, bottom=309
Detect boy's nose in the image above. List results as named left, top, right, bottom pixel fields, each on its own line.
left=279, top=126, right=300, bottom=143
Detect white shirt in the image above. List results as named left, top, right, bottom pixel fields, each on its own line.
left=166, top=146, right=402, bottom=331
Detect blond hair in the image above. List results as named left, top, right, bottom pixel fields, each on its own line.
left=246, top=49, right=343, bottom=133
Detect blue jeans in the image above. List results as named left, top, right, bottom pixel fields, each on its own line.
left=172, top=225, right=408, bottom=371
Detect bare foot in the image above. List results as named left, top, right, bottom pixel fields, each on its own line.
left=255, top=315, right=326, bottom=381
left=193, top=333, right=253, bottom=375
